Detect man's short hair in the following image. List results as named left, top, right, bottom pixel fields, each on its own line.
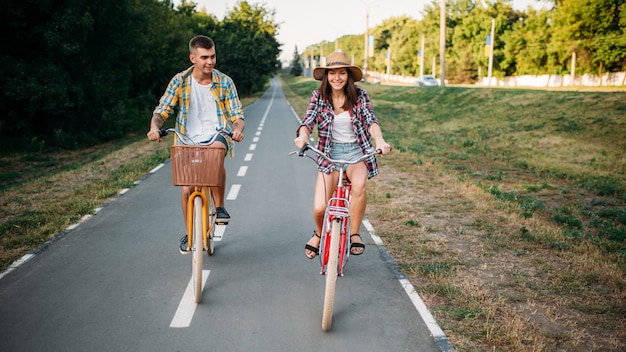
left=189, top=35, right=215, bottom=54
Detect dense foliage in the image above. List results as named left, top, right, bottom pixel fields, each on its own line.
left=302, top=0, right=626, bottom=83
left=0, top=0, right=280, bottom=151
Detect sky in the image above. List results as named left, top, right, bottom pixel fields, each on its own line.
left=180, top=0, right=549, bottom=63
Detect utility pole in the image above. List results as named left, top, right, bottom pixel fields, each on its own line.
left=487, top=18, right=495, bottom=86
left=420, top=34, right=425, bottom=77
left=364, top=9, right=369, bottom=81
left=439, top=0, right=446, bottom=86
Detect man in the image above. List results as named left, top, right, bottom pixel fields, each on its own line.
left=147, top=35, right=245, bottom=254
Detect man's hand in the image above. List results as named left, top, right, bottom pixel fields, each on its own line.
left=147, top=128, right=162, bottom=142
left=231, top=118, right=245, bottom=142
left=231, top=129, right=244, bottom=142
left=147, top=114, right=164, bottom=142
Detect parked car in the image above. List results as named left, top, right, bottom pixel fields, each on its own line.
left=416, top=75, right=439, bottom=86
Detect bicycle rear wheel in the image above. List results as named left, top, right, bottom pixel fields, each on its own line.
left=322, top=218, right=341, bottom=331
left=205, top=188, right=216, bottom=256
left=192, top=195, right=203, bottom=303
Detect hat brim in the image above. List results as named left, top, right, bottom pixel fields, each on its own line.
left=313, top=66, right=363, bottom=82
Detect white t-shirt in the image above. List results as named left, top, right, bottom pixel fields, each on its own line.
left=332, top=111, right=356, bottom=143
left=187, top=78, right=219, bottom=143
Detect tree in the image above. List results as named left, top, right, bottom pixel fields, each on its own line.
left=217, top=1, right=280, bottom=96
left=290, top=46, right=303, bottom=76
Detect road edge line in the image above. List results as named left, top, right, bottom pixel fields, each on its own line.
left=363, top=217, right=456, bottom=352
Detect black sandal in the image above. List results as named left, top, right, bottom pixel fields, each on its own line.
left=350, top=234, right=365, bottom=255
left=305, top=232, right=321, bottom=259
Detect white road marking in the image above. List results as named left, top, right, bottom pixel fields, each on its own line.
left=149, top=164, right=165, bottom=173
left=237, top=166, right=248, bottom=177
left=366, top=220, right=453, bottom=351
left=244, top=153, right=253, bottom=161
left=169, top=270, right=210, bottom=328
left=253, top=137, right=259, bottom=142
left=256, top=131, right=261, bottom=136
left=249, top=144, right=257, bottom=151
left=226, top=184, right=241, bottom=200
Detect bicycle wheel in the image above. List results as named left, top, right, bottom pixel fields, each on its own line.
left=205, top=187, right=216, bottom=256
left=192, top=195, right=203, bottom=303
left=322, top=218, right=341, bottom=331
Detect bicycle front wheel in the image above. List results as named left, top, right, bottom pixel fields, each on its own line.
left=192, top=195, right=203, bottom=303
left=322, top=218, right=341, bottom=331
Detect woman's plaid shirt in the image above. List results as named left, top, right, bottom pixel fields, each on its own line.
left=298, top=87, right=380, bottom=179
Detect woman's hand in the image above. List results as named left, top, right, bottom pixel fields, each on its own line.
left=376, top=139, right=392, bottom=155
left=294, top=135, right=308, bottom=149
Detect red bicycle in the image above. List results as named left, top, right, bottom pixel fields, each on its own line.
left=291, top=144, right=381, bottom=331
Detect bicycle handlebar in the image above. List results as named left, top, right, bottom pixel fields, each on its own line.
left=159, top=128, right=233, bottom=146
left=290, top=144, right=381, bottom=166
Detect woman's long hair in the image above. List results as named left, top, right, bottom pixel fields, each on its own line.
left=318, top=69, right=358, bottom=111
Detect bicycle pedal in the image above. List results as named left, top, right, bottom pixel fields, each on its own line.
left=214, top=224, right=227, bottom=241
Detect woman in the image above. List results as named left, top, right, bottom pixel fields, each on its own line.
left=294, top=51, right=392, bottom=259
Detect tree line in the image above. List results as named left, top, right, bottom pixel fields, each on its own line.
left=0, top=0, right=280, bottom=151
left=301, top=0, right=625, bottom=83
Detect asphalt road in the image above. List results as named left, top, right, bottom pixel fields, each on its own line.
left=0, top=78, right=450, bottom=352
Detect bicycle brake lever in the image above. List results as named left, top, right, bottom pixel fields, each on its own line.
left=159, top=129, right=168, bottom=137
left=298, top=144, right=309, bottom=157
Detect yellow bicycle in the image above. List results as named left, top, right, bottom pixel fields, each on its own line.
left=160, top=128, right=231, bottom=303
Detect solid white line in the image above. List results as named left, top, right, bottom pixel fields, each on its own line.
left=169, top=270, right=210, bottom=328
left=150, top=163, right=165, bottom=173
left=244, top=153, right=253, bottom=161
left=364, top=219, right=453, bottom=351
left=226, top=184, right=241, bottom=200
left=399, top=278, right=448, bottom=339
left=237, top=166, right=248, bottom=177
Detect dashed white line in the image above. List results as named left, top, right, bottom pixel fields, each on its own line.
left=226, top=184, right=241, bottom=200
left=244, top=153, right=253, bottom=161
left=253, top=137, right=259, bottom=142
left=169, top=270, right=210, bottom=328
left=249, top=144, right=257, bottom=151
left=237, top=166, right=248, bottom=177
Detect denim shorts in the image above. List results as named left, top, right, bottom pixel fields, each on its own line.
left=330, top=142, right=363, bottom=171
left=200, top=134, right=229, bottom=154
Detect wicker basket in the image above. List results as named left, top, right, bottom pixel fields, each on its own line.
left=170, top=145, right=225, bottom=186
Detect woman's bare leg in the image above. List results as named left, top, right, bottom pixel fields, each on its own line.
left=305, top=171, right=337, bottom=258
left=346, top=162, right=368, bottom=254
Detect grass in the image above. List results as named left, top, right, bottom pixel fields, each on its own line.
left=1, top=75, right=624, bottom=350
left=280, top=73, right=625, bottom=351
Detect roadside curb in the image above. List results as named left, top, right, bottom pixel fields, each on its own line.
left=363, top=217, right=456, bottom=352
left=0, top=163, right=165, bottom=281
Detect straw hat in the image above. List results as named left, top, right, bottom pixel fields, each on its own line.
left=313, top=52, right=363, bottom=81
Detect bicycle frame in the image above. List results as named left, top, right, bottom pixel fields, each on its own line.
left=320, top=167, right=351, bottom=277
left=161, top=127, right=230, bottom=303
left=186, top=186, right=215, bottom=254
left=291, top=144, right=380, bottom=276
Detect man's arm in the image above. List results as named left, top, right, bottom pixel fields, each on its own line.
left=231, top=118, right=244, bottom=142
left=147, top=114, right=165, bottom=142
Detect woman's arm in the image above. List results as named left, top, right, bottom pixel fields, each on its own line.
left=369, top=123, right=392, bottom=155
